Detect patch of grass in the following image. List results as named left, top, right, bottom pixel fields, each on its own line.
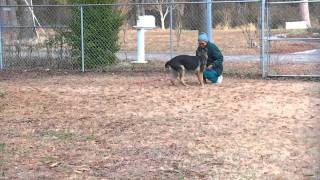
left=0, top=143, right=5, bottom=151
left=0, top=158, right=8, bottom=167
left=0, top=143, right=9, bottom=167
left=10, top=146, right=32, bottom=156
left=46, top=130, right=75, bottom=141
left=81, top=135, right=97, bottom=141
left=287, top=29, right=308, bottom=36
left=45, top=130, right=98, bottom=142
left=101, top=60, right=165, bottom=73
left=58, top=163, right=73, bottom=173
left=41, top=155, right=72, bottom=172
left=0, top=91, right=5, bottom=98
left=41, top=155, right=58, bottom=163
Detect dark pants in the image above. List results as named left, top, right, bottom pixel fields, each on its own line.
left=204, top=69, right=220, bottom=83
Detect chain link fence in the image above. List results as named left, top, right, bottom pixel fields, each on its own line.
left=0, top=1, right=319, bottom=77
left=266, top=1, right=320, bottom=76
left=0, top=5, right=73, bottom=70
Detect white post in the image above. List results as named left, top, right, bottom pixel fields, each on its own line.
left=136, top=28, right=146, bottom=63
left=133, top=15, right=155, bottom=63
left=260, top=0, right=266, bottom=77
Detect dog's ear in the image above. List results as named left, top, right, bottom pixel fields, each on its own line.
left=202, top=48, right=208, bottom=60
left=204, top=53, right=208, bottom=61
left=200, top=54, right=207, bottom=65
left=202, top=50, right=208, bottom=62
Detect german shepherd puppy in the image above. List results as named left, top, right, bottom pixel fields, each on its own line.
left=165, top=50, right=208, bottom=87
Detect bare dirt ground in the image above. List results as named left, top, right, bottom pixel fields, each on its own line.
left=0, top=67, right=320, bottom=179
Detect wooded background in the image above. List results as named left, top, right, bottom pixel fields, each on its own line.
left=1, top=0, right=319, bottom=40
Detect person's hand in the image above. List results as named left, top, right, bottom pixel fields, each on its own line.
left=207, top=64, right=213, bottom=70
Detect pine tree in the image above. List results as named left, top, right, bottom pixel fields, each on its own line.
left=62, top=0, right=123, bottom=68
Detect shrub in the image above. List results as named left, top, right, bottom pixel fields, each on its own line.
left=61, top=0, right=123, bottom=69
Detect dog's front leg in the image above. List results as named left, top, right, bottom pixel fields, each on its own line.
left=170, top=79, right=176, bottom=85
left=196, top=71, right=205, bottom=88
left=196, top=72, right=202, bottom=85
left=203, top=74, right=207, bottom=84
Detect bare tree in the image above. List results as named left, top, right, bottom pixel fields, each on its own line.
left=174, top=3, right=184, bottom=49
left=15, top=0, right=36, bottom=39
left=0, top=0, right=6, bottom=25
left=0, top=0, right=17, bottom=26
left=238, top=3, right=258, bottom=48
left=299, top=0, right=311, bottom=28
left=198, top=0, right=207, bottom=35
left=150, top=0, right=171, bottom=30
left=182, top=1, right=207, bottom=34
left=136, top=0, right=146, bottom=20
left=8, top=0, right=18, bottom=27
left=117, top=0, right=132, bottom=61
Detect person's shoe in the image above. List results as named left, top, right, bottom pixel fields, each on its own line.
left=215, top=75, right=223, bottom=84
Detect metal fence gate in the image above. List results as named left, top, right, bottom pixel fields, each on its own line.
left=265, top=0, right=320, bottom=77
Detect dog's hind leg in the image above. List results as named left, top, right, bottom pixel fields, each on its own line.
left=179, top=66, right=188, bottom=86
left=169, top=69, right=178, bottom=85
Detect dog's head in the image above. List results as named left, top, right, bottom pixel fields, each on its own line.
left=197, top=48, right=208, bottom=66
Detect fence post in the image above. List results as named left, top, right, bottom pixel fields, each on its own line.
left=80, top=5, right=85, bottom=72
left=169, top=0, right=173, bottom=59
left=0, top=25, right=3, bottom=70
left=266, top=2, right=270, bottom=75
left=260, top=0, right=266, bottom=78
left=207, top=0, right=212, bottom=42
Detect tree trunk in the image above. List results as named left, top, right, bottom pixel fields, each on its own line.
left=161, top=17, right=165, bottom=30
left=199, top=1, right=207, bottom=35
left=17, top=0, right=36, bottom=40
left=8, top=0, right=18, bottom=27
left=183, top=2, right=206, bottom=31
left=136, top=0, right=145, bottom=20
left=0, top=0, right=6, bottom=25
left=299, top=0, right=311, bottom=28
left=174, top=3, right=184, bottom=49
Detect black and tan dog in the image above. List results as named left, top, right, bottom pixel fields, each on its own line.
left=165, top=50, right=208, bottom=87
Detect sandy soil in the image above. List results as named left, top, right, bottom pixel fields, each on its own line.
left=0, top=72, right=319, bottom=179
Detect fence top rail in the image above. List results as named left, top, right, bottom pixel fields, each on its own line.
left=268, top=74, right=320, bottom=77
left=0, top=0, right=318, bottom=7
left=0, top=0, right=261, bottom=8
left=267, top=37, right=320, bottom=41
left=0, top=25, right=68, bottom=28
left=212, top=0, right=259, bottom=3
left=268, top=0, right=320, bottom=4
